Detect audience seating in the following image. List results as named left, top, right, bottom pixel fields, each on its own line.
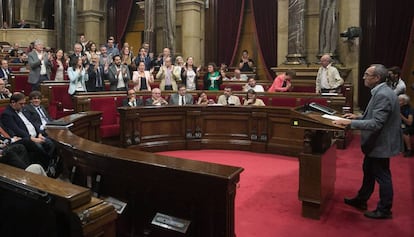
left=40, top=82, right=73, bottom=119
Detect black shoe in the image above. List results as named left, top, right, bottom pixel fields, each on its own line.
left=344, top=197, right=367, bottom=210
left=404, top=150, right=413, bottom=157
left=364, top=209, right=392, bottom=219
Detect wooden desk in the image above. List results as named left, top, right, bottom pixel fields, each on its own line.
left=47, top=112, right=244, bottom=237
left=0, top=163, right=117, bottom=237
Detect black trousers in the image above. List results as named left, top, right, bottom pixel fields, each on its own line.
left=357, top=156, right=393, bottom=212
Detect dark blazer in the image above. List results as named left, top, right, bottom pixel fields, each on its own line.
left=181, top=66, right=199, bottom=90
left=23, top=104, right=52, bottom=134
left=1, top=105, right=41, bottom=139
left=122, top=98, right=143, bottom=107
left=0, top=67, right=12, bottom=81
left=87, top=64, right=106, bottom=92
left=168, top=93, right=193, bottom=105
left=106, top=64, right=131, bottom=91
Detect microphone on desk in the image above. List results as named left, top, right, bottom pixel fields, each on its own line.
left=69, top=166, right=76, bottom=183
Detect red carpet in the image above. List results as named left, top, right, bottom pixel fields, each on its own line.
left=159, top=136, right=414, bottom=237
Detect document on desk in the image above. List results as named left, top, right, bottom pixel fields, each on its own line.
left=321, top=114, right=350, bottom=121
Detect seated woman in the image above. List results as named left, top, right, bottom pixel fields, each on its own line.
left=197, top=91, right=215, bottom=105
left=243, top=89, right=265, bottom=106
left=268, top=70, right=295, bottom=92
left=399, top=94, right=413, bottom=157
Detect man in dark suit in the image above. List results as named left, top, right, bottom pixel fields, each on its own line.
left=334, top=64, right=402, bottom=219
left=169, top=84, right=193, bottom=105
left=1, top=92, right=55, bottom=159
left=122, top=89, right=143, bottom=107
left=0, top=79, right=11, bottom=99
left=23, top=91, right=52, bottom=133
left=0, top=59, right=12, bottom=84
left=87, top=54, right=106, bottom=92
left=106, top=55, right=130, bottom=91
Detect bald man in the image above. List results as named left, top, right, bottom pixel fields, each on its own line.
left=315, top=54, right=344, bottom=93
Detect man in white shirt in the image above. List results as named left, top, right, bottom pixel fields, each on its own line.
left=387, top=66, right=406, bottom=95
left=217, top=87, right=241, bottom=106
left=244, top=78, right=264, bottom=92
left=315, top=54, right=344, bottom=93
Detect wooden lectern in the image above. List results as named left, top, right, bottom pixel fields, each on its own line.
left=290, top=105, right=346, bottom=219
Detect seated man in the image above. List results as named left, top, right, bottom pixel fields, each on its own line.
left=0, top=79, right=12, bottom=99
left=122, top=89, right=143, bottom=107
left=231, top=69, right=247, bottom=81
left=244, top=78, right=264, bottom=92
left=23, top=91, right=53, bottom=133
left=315, top=54, right=344, bottom=93
left=243, top=89, right=265, bottom=106
left=268, top=70, right=295, bottom=92
left=169, top=84, right=193, bottom=106
left=0, top=59, right=13, bottom=84
left=399, top=94, right=413, bottom=157
left=217, top=87, right=241, bottom=106
left=11, top=51, right=28, bottom=64
left=145, top=88, right=168, bottom=106
left=1, top=92, right=55, bottom=160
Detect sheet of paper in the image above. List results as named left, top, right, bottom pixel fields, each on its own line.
left=321, top=114, right=350, bottom=121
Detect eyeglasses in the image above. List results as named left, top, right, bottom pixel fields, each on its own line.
left=363, top=72, right=375, bottom=77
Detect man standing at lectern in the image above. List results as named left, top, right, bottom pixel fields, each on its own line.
left=334, top=64, right=402, bottom=219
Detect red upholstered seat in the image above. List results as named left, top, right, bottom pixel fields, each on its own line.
left=292, top=86, right=315, bottom=93
left=13, top=73, right=32, bottom=95
left=90, top=97, right=121, bottom=138
left=270, top=97, right=298, bottom=107
left=220, top=83, right=243, bottom=91
left=48, top=85, right=73, bottom=119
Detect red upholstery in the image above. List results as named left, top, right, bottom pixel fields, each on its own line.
left=13, top=73, right=32, bottom=95
left=292, top=86, right=315, bottom=93
left=48, top=85, right=73, bottom=119
left=90, top=97, right=121, bottom=138
left=270, top=97, right=298, bottom=107
left=258, top=96, right=270, bottom=106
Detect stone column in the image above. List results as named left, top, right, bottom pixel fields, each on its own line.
left=78, top=0, right=104, bottom=45
left=6, top=0, right=13, bottom=27
left=163, top=0, right=176, bottom=55
left=284, top=0, right=307, bottom=65
left=144, top=0, right=156, bottom=53
left=318, top=0, right=339, bottom=63
left=178, top=0, right=204, bottom=64
left=0, top=1, right=3, bottom=28
left=65, top=0, right=77, bottom=52
left=54, top=0, right=64, bottom=50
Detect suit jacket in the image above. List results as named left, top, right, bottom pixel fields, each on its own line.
left=107, top=64, right=131, bottom=91
left=27, top=50, right=51, bottom=84
left=23, top=104, right=52, bottom=133
left=350, top=82, right=402, bottom=157
left=168, top=93, right=193, bottom=105
left=122, top=98, right=143, bottom=107
left=1, top=105, right=41, bottom=139
left=87, top=64, right=106, bottom=92
left=0, top=67, right=12, bottom=81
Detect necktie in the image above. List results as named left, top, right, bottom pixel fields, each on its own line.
left=96, top=67, right=102, bottom=87
left=181, top=96, right=185, bottom=106
left=37, top=107, right=48, bottom=121
left=226, top=96, right=229, bottom=105
left=132, top=100, right=136, bottom=107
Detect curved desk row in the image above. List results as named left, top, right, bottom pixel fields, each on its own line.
left=47, top=111, right=244, bottom=237
left=118, top=105, right=352, bottom=156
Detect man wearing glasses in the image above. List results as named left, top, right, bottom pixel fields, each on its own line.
left=334, top=64, right=401, bottom=219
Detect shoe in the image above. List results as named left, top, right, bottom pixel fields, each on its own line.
left=344, top=197, right=367, bottom=210
left=364, top=209, right=392, bottom=219
left=404, top=150, right=413, bottom=157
